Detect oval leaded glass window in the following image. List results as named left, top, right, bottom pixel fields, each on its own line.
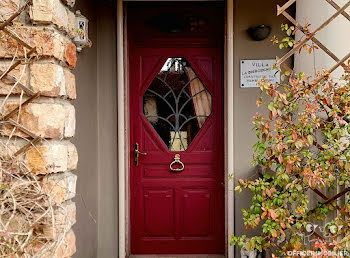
left=143, top=57, right=212, bottom=151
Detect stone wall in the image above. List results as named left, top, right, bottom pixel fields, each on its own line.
left=0, top=0, right=78, bottom=256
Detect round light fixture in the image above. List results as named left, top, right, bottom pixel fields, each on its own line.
left=247, top=25, right=271, bottom=41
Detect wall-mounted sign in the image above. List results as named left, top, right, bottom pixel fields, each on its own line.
left=240, top=59, right=280, bottom=88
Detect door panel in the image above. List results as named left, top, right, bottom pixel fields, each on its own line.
left=129, top=4, right=224, bottom=254
left=181, top=188, right=212, bottom=236
left=143, top=188, right=175, bottom=237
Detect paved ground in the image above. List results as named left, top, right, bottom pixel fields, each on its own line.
left=129, top=255, right=225, bottom=258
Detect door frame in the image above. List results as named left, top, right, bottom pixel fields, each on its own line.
left=117, top=0, right=235, bottom=257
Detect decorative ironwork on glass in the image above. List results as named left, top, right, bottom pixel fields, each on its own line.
left=143, top=57, right=212, bottom=151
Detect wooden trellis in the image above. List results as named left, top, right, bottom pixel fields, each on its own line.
left=276, top=0, right=350, bottom=76
left=275, top=0, right=350, bottom=245
left=0, top=0, right=42, bottom=156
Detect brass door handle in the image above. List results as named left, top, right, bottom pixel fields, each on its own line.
left=170, top=154, right=185, bottom=172
left=134, top=143, right=147, bottom=166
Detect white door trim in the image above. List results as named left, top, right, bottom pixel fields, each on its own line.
left=226, top=0, right=235, bottom=257
left=117, top=0, right=126, bottom=257
left=116, top=0, right=235, bottom=256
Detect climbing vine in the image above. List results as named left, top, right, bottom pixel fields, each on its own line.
left=232, top=23, right=350, bottom=257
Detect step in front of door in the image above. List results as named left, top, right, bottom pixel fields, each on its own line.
left=129, top=255, right=225, bottom=258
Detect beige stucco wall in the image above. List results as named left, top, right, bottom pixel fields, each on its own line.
left=74, top=0, right=119, bottom=257
left=233, top=0, right=290, bottom=256
left=95, top=1, right=119, bottom=257
left=73, top=1, right=98, bottom=257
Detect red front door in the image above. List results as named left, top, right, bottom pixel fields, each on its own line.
left=129, top=3, right=224, bottom=254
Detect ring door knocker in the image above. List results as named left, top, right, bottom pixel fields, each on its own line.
left=170, top=154, right=185, bottom=172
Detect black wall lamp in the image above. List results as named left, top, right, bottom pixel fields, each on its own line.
left=247, top=25, right=271, bottom=41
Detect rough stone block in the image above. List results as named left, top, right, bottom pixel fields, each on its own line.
left=27, top=141, right=78, bottom=174
left=52, top=0, right=69, bottom=31
left=30, top=0, right=77, bottom=38
left=67, top=10, right=77, bottom=38
left=0, top=139, right=78, bottom=174
left=64, top=42, right=77, bottom=68
left=30, top=62, right=66, bottom=97
left=64, top=69, right=76, bottom=99
left=0, top=0, right=19, bottom=22
left=2, top=100, right=76, bottom=139
left=0, top=27, right=77, bottom=68
left=63, top=102, right=75, bottom=137
left=0, top=61, right=76, bottom=98
left=53, top=230, right=76, bottom=257
left=3, top=214, right=30, bottom=233
left=41, top=172, right=77, bottom=204
left=29, top=230, right=76, bottom=257
left=67, top=143, right=78, bottom=171
left=30, top=0, right=53, bottom=23
left=30, top=62, right=76, bottom=98
left=42, top=201, right=76, bottom=240
left=61, top=0, right=75, bottom=8
left=0, top=62, right=28, bottom=95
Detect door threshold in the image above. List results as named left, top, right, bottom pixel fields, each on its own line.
left=129, top=255, right=225, bottom=258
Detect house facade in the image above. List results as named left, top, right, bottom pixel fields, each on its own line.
left=0, top=0, right=349, bottom=257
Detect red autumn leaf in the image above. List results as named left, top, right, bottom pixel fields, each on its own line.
left=323, top=97, right=331, bottom=106
left=289, top=76, right=294, bottom=85
left=272, top=109, right=277, bottom=117
left=269, top=209, right=278, bottom=220
left=271, top=229, right=277, bottom=238
left=309, top=178, right=316, bottom=189
left=280, top=222, right=286, bottom=229
left=278, top=154, right=283, bottom=163
left=286, top=162, right=293, bottom=174
left=262, top=211, right=267, bottom=219
left=266, top=189, right=271, bottom=197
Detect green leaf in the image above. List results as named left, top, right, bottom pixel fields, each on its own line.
left=258, top=144, right=266, bottom=154
left=307, top=135, right=313, bottom=145
left=331, top=128, right=339, bottom=134
left=298, top=72, right=305, bottom=80
left=264, top=173, right=271, bottom=179
left=295, top=222, right=303, bottom=229
left=254, top=206, right=262, bottom=214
